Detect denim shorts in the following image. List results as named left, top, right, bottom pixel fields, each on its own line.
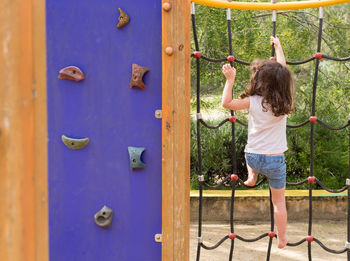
left=245, top=152, right=286, bottom=189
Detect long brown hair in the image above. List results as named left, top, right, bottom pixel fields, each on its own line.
left=240, top=59, right=294, bottom=117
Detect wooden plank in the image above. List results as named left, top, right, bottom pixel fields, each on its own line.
left=162, top=0, right=191, bottom=260
left=0, top=0, right=48, bottom=260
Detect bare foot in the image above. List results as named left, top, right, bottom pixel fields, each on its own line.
left=244, top=172, right=258, bottom=186
left=277, top=236, right=289, bottom=249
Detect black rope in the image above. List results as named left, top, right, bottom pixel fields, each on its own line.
left=192, top=4, right=350, bottom=260
left=193, top=54, right=349, bottom=66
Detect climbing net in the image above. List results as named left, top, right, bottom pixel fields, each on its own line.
left=191, top=2, right=350, bottom=261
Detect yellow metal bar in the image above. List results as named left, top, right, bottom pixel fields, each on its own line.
left=192, top=0, right=350, bottom=10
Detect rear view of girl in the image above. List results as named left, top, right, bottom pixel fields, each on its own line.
left=221, top=37, right=294, bottom=248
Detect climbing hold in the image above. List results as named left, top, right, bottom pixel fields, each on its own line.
left=269, top=57, right=277, bottom=61
left=58, top=66, right=84, bottom=82
left=309, top=116, right=317, bottom=123
left=315, top=52, right=323, bottom=60
left=306, top=235, right=314, bottom=242
left=128, top=146, right=146, bottom=170
left=162, top=2, right=172, bottom=11
left=61, top=135, right=90, bottom=150
left=229, top=116, right=236, bottom=122
left=192, top=51, right=202, bottom=58
left=198, top=236, right=203, bottom=243
left=117, top=8, right=130, bottom=29
left=268, top=231, right=276, bottom=238
left=94, top=205, right=113, bottom=228
left=229, top=233, right=236, bottom=239
left=231, top=174, right=238, bottom=181
left=227, top=55, right=235, bottom=62
left=130, top=64, right=150, bottom=90
left=308, top=176, right=316, bottom=183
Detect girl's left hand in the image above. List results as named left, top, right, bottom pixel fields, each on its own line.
left=222, top=64, right=236, bottom=83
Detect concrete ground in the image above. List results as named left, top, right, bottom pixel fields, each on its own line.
left=190, top=220, right=347, bottom=261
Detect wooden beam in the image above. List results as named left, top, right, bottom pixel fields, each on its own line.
left=0, top=0, right=48, bottom=260
left=162, top=0, right=191, bottom=260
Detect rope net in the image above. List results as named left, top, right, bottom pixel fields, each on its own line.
left=191, top=3, right=350, bottom=261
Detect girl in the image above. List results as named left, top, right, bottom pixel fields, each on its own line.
left=221, top=37, right=294, bottom=249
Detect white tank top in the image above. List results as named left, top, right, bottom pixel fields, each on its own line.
left=244, top=95, right=287, bottom=154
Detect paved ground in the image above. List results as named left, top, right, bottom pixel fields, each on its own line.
left=190, top=220, right=347, bottom=261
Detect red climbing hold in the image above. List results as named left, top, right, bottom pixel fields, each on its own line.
left=308, top=176, right=316, bottom=183
left=269, top=57, right=277, bottom=61
left=229, top=233, right=236, bottom=239
left=193, top=51, right=202, bottom=58
left=229, top=116, right=236, bottom=122
left=309, top=116, right=317, bottom=123
left=227, top=55, right=235, bottom=62
left=231, top=174, right=238, bottom=181
left=306, top=235, right=314, bottom=242
left=268, top=232, right=276, bottom=238
left=315, top=52, right=323, bottom=60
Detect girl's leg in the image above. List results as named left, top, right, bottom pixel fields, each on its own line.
left=244, top=164, right=258, bottom=186
left=270, top=186, right=288, bottom=248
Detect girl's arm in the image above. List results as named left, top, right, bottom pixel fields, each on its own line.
left=221, top=64, right=250, bottom=111
left=271, top=36, right=286, bottom=66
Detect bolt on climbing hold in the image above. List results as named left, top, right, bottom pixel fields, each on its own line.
left=198, top=237, right=203, bottom=243
left=155, top=110, right=162, bottom=119
left=130, top=64, right=150, bottom=90
left=94, top=205, right=113, bottom=228
left=117, top=8, right=130, bottom=29
left=58, top=66, right=84, bottom=82
left=128, top=147, right=146, bottom=170
left=269, top=57, right=276, bottom=61
left=61, top=135, right=90, bottom=150
left=346, top=179, right=350, bottom=186
left=196, top=113, right=202, bottom=120
left=198, top=175, right=204, bottom=182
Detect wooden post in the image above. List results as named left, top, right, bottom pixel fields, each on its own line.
left=162, top=0, right=191, bottom=260
left=0, top=0, right=48, bottom=260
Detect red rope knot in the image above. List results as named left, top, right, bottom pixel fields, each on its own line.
left=306, top=235, right=314, bottom=242
left=269, top=57, right=277, bottom=61
left=268, top=231, right=276, bottom=238
left=193, top=51, right=202, bottom=58
left=315, top=52, right=323, bottom=60
left=308, top=176, right=316, bottom=183
left=231, top=174, right=238, bottom=181
left=229, top=116, right=237, bottom=122
left=227, top=55, right=235, bottom=62
left=229, top=233, right=236, bottom=239
left=309, top=116, right=317, bottom=123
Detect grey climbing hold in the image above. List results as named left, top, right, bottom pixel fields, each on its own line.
left=61, top=135, right=90, bottom=150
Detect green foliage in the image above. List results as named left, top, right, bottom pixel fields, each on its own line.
left=190, top=4, right=350, bottom=190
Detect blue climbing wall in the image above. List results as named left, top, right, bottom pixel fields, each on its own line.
left=46, top=1, right=162, bottom=260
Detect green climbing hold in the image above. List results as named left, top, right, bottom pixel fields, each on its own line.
left=128, top=146, right=146, bottom=170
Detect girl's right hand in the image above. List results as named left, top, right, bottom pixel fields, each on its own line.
left=270, top=36, right=281, bottom=49
left=222, top=64, right=236, bottom=83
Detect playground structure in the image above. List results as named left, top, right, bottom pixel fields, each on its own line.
left=0, top=0, right=349, bottom=261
